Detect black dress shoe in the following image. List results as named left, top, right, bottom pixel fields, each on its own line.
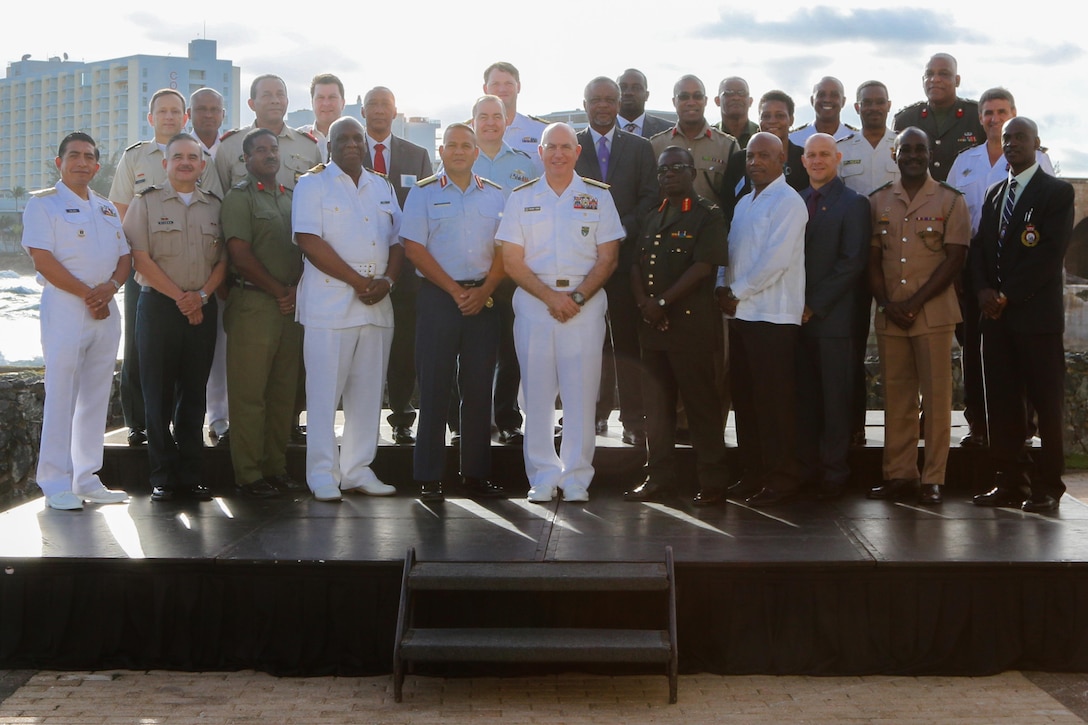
left=462, top=477, right=505, bottom=498
left=972, top=487, right=1026, bottom=507
left=1022, top=494, right=1060, bottom=513
left=267, top=473, right=307, bottom=492
left=419, top=481, right=444, bottom=501
left=150, top=486, right=175, bottom=502
left=290, top=425, right=307, bottom=444
left=237, top=479, right=281, bottom=499
left=188, top=484, right=214, bottom=502
left=624, top=479, right=673, bottom=502
left=214, top=430, right=231, bottom=448
left=595, top=418, right=609, bottom=435
left=127, top=428, right=147, bottom=446
left=745, top=487, right=796, bottom=507
left=919, top=484, right=942, bottom=505
left=726, top=477, right=762, bottom=498
left=867, top=477, right=919, bottom=500
left=497, top=428, right=524, bottom=445
left=621, top=428, right=646, bottom=446
left=392, top=426, right=415, bottom=445
left=692, top=488, right=727, bottom=507
left=959, top=431, right=988, bottom=447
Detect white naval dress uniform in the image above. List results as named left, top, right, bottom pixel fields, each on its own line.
left=292, top=160, right=401, bottom=493
left=496, top=176, right=624, bottom=496
left=22, top=182, right=128, bottom=497
left=837, top=129, right=900, bottom=196
left=504, top=112, right=547, bottom=178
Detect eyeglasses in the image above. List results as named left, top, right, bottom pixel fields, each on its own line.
left=656, top=163, right=694, bottom=175
left=719, top=89, right=747, bottom=98
left=675, top=92, right=706, bottom=102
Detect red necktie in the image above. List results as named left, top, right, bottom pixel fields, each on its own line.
left=373, top=143, right=387, bottom=174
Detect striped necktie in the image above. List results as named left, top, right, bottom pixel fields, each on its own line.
left=997, top=178, right=1018, bottom=283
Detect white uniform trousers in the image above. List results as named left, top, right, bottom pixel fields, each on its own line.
left=303, top=323, right=392, bottom=491
left=205, top=300, right=229, bottom=435
left=513, top=287, right=606, bottom=494
left=37, top=287, right=121, bottom=497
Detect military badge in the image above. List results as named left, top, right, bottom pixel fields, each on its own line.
left=1021, top=224, right=1040, bottom=247
left=581, top=226, right=590, bottom=237
left=573, top=194, right=598, bottom=210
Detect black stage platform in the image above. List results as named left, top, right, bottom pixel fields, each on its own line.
left=3, top=412, right=1088, bottom=678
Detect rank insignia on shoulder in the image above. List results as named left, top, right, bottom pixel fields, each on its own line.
left=417, top=174, right=439, bottom=187
left=513, top=179, right=539, bottom=191
left=582, top=177, right=610, bottom=190
left=481, top=177, right=503, bottom=190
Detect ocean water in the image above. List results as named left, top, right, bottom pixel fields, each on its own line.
left=0, top=269, right=126, bottom=367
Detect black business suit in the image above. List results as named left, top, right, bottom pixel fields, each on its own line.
left=796, top=177, right=871, bottom=489
left=364, top=135, right=434, bottom=432
left=970, top=168, right=1074, bottom=498
left=575, top=127, right=659, bottom=434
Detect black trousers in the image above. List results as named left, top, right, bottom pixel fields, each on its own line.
left=120, top=269, right=145, bottom=430
left=137, top=289, right=217, bottom=490
left=597, top=273, right=645, bottom=431
left=980, top=319, right=1065, bottom=499
left=386, top=273, right=419, bottom=429
left=729, top=318, right=800, bottom=492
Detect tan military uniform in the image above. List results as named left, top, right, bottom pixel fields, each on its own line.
left=869, top=176, right=970, bottom=485
left=109, top=140, right=222, bottom=206
left=215, top=124, right=322, bottom=192
left=650, top=124, right=738, bottom=206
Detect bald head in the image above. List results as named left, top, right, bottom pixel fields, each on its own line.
left=539, top=123, right=581, bottom=183
left=746, top=132, right=785, bottom=191
left=801, top=133, right=841, bottom=188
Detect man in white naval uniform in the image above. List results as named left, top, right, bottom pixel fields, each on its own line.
left=22, top=132, right=130, bottom=510
left=292, top=116, right=403, bottom=502
left=497, top=122, right=623, bottom=503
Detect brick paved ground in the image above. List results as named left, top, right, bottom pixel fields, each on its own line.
left=0, top=669, right=1086, bottom=724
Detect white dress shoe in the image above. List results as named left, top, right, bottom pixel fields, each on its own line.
left=342, top=468, right=396, bottom=496
left=312, top=484, right=343, bottom=502
left=527, top=486, right=556, bottom=503
left=46, top=491, right=84, bottom=510
left=562, top=486, right=589, bottom=503
left=81, top=485, right=129, bottom=504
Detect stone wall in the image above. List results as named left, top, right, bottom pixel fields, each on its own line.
left=0, top=368, right=123, bottom=510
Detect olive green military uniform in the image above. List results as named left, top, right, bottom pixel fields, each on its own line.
left=221, top=174, right=303, bottom=486
left=635, top=196, right=730, bottom=491
left=869, top=176, right=970, bottom=486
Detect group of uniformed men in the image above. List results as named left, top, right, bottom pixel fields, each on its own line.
left=23, top=53, right=1074, bottom=513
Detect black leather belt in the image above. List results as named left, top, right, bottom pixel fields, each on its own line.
left=455, top=279, right=486, bottom=288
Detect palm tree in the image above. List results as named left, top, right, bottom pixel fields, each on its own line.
left=9, top=186, right=26, bottom=214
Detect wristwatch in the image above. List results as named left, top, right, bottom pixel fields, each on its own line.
left=571, top=291, right=586, bottom=306
left=198, top=290, right=209, bottom=305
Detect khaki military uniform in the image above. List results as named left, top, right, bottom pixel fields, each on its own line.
left=221, top=175, right=303, bottom=486
left=650, top=124, right=738, bottom=207
left=870, top=176, right=970, bottom=485
left=215, top=124, right=322, bottom=192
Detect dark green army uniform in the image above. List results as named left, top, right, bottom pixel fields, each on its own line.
left=221, top=174, right=303, bottom=486
left=635, top=195, right=730, bottom=492
left=893, top=98, right=983, bottom=182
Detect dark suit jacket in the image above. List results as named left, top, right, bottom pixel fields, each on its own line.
left=970, top=169, right=1075, bottom=335
left=799, top=177, right=871, bottom=338
left=641, top=114, right=673, bottom=139
left=574, top=127, right=660, bottom=265
left=363, top=134, right=434, bottom=209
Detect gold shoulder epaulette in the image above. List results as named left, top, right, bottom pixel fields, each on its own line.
left=307, top=163, right=327, bottom=174
left=124, top=140, right=145, bottom=152
left=417, top=174, right=439, bottom=187
left=481, top=177, right=503, bottom=190
left=30, top=187, right=58, bottom=198
left=513, top=178, right=539, bottom=191
left=583, top=177, right=610, bottom=190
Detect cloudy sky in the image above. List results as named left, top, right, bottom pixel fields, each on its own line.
left=4, top=0, right=1086, bottom=175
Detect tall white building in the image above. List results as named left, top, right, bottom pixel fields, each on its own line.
left=0, top=38, right=240, bottom=203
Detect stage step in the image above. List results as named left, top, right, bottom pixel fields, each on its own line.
left=393, top=547, right=679, bottom=704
